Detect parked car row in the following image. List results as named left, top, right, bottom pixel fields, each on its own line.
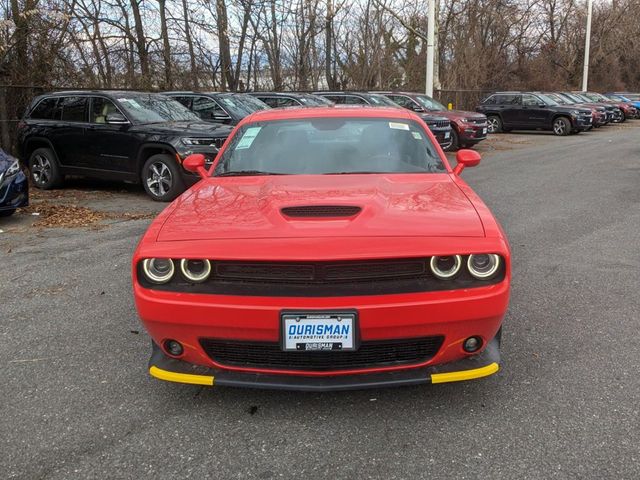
left=476, top=91, right=638, bottom=136
left=13, top=89, right=485, bottom=203
left=9, top=88, right=637, bottom=207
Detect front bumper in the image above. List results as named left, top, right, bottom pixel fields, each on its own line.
left=572, top=114, right=593, bottom=130
left=429, top=127, right=453, bottom=149
left=135, top=275, right=509, bottom=389
left=148, top=334, right=501, bottom=391
left=458, top=123, right=488, bottom=144
left=0, top=170, right=28, bottom=211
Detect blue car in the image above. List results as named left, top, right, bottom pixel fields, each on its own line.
left=604, top=93, right=640, bottom=111
left=0, top=149, right=28, bottom=217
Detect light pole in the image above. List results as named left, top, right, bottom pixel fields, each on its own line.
left=581, top=0, right=593, bottom=92
left=425, top=0, right=435, bottom=96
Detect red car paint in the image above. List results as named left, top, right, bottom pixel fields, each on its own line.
left=133, top=106, right=511, bottom=389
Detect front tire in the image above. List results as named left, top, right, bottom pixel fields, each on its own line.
left=552, top=117, right=571, bottom=136
left=28, top=147, right=64, bottom=189
left=487, top=115, right=502, bottom=133
left=0, top=209, right=16, bottom=217
left=142, top=154, right=186, bottom=202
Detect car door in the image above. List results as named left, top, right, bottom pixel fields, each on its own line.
left=84, top=96, right=138, bottom=174
left=498, top=94, right=522, bottom=127
left=191, top=96, right=233, bottom=124
left=46, top=96, right=89, bottom=168
left=519, top=94, right=548, bottom=128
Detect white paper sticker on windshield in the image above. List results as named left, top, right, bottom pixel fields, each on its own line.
left=389, top=122, right=409, bottom=130
left=411, top=131, right=422, bottom=140
left=236, top=126, right=262, bottom=149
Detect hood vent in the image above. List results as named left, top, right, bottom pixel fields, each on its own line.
left=281, top=205, right=362, bottom=218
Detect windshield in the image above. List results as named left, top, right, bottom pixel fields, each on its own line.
left=214, top=118, right=445, bottom=176
left=297, top=94, right=334, bottom=106
left=572, top=93, right=592, bottom=103
left=216, top=94, right=267, bottom=117
left=584, top=92, right=606, bottom=102
left=414, top=95, right=446, bottom=111
left=116, top=94, right=200, bottom=123
left=364, top=94, right=400, bottom=107
left=561, top=93, right=583, bottom=103
left=545, top=93, right=569, bottom=105
left=537, top=94, right=559, bottom=106
left=235, top=94, right=270, bottom=110
left=623, top=93, right=640, bottom=101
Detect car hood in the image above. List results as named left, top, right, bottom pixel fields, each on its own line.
left=436, top=110, right=487, bottom=122
left=553, top=105, right=592, bottom=115
left=136, top=121, right=233, bottom=137
left=157, top=174, right=485, bottom=242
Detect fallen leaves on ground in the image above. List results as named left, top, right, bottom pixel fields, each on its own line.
left=19, top=202, right=155, bottom=228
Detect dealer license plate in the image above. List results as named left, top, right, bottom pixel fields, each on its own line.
left=483, top=127, right=487, bottom=134
left=282, top=312, right=356, bottom=351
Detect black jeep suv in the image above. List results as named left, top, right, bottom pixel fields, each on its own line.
left=17, top=91, right=232, bottom=201
left=477, top=92, right=593, bottom=136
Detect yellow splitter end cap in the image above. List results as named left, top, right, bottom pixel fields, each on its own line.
left=430, top=362, right=500, bottom=384
left=149, top=365, right=214, bottom=386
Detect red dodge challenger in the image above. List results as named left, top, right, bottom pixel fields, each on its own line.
left=133, top=106, right=510, bottom=391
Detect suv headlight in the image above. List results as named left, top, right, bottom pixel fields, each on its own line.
left=181, top=137, right=218, bottom=147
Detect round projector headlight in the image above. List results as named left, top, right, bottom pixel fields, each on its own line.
left=180, top=259, right=211, bottom=283
left=142, top=258, right=175, bottom=284
left=430, top=255, right=462, bottom=279
left=467, top=254, right=501, bottom=279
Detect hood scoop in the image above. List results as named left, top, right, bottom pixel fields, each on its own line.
left=281, top=205, right=362, bottom=218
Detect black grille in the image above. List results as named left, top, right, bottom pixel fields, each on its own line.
left=281, top=205, right=362, bottom=218
left=200, top=336, right=444, bottom=371
left=427, top=120, right=450, bottom=128
left=214, top=258, right=426, bottom=283
left=469, top=118, right=487, bottom=125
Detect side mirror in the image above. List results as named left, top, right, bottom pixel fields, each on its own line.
left=412, top=104, right=425, bottom=113
left=213, top=113, right=232, bottom=123
left=183, top=153, right=208, bottom=178
left=539, top=103, right=546, bottom=108
left=105, top=112, right=129, bottom=125
left=453, top=149, right=481, bottom=175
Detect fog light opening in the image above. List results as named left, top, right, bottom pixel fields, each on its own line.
left=463, top=336, right=483, bottom=353
left=164, top=339, right=184, bottom=357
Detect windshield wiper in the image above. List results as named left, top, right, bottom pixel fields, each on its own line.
left=216, top=170, right=287, bottom=177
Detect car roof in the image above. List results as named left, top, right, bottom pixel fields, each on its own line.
left=244, top=105, right=414, bottom=123
left=249, top=92, right=311, bottom=97
left=40, top=90, right=154, bottom=98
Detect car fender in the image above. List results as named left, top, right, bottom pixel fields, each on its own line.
left=22, top=136, right=60, bottom=164
left=135, top=142, right=180, bottom=175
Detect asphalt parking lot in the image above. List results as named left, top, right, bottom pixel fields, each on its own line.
left=1, top=124, right=639, bottom=479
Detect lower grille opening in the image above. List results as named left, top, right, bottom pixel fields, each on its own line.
left=200, top=336, right=444, bottom=371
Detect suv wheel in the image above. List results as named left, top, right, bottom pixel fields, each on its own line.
left=552, top=117, right=570, bottom=136
left=29, top=148, right=64, bottom=189
left=142, top=154, right=185, bottom=202
left=487, top=115, right=502, bottom=133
